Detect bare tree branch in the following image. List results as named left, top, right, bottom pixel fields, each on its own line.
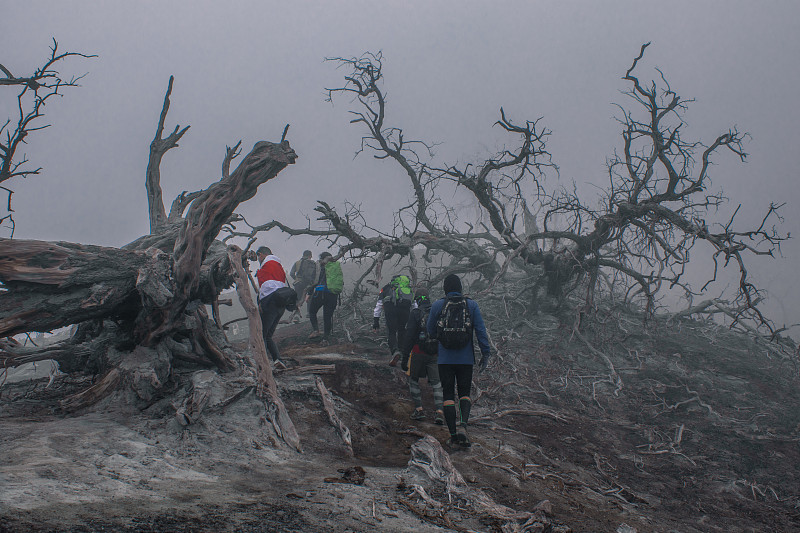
left=146, top=76, right=190, bottom=234
left=1, top=40, right=95, bottom=234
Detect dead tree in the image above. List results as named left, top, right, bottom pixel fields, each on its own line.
left=0, top=39, right=96, bottom=237
left=228, top=46, right=786, bottom=333
left=0, top=66, right=298, bottom=414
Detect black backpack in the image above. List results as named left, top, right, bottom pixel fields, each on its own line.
left=272, top=287, right=298, bottom=311
left=297, top=259, right=317, bottom=285
left=435, top=296, right=473, bottom=350
left=417, top=306, right=439, bottom=355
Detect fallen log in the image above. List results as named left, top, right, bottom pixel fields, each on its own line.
left=0, top=239, right=147, bottom=338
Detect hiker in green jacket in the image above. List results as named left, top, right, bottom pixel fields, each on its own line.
left=308, top=252, right=343, bottom=343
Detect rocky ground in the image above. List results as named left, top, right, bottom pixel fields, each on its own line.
left=2, top=307, right=800, bottom=532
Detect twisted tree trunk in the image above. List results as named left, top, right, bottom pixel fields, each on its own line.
left=0, top=139, right=297, bottom=408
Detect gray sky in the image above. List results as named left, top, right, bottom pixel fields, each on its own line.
left=3, top=1, right=799, bottom=327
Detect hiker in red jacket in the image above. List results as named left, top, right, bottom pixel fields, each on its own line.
left=254, top=246, right=288, bottom=368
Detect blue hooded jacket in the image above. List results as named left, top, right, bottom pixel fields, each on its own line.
left=426, top=292, right=491, bottom=365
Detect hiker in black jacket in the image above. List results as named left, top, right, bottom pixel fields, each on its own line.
left=399, top=287, right=445, bottom=424
left=288, top=250, right=318, bottom=323
left=372, top=275, right=413, bottom=366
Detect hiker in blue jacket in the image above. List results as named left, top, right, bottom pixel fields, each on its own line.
left=427, top=273, right=491, bottom=448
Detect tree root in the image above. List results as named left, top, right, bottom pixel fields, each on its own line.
left=407, top=435, right=536, bottom=528
left=315, top=375, right=353, bottom=456
left=471, top=407, right=570, bottom=424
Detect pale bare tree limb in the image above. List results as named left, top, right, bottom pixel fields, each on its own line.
left=227, top=245, right=301, bottom=452
left=146, top=75, right=190, bottom=234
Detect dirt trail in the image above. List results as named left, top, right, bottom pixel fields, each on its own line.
left=3, top=317, right=800, bottom=532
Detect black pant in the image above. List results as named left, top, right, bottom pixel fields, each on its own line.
left=438, top=364, right=473, bottom=403
left=293, top=282, right=311, bottom=305
left=308, top=291, right=338, bottom=338
left=259, top=293, right=285, bottom=361
left=384, top=301, right=411, bottom=354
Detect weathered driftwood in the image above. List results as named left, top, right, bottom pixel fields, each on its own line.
left=60, top=368, right=121, bottom=412
left=0, top=138, right=296, bottom=350
left=1, top=143, right=295, bottom=410
left=315, top=375, right=353, bottom=456
left=227, top=245, right=301, bottom=452
left=0, top=239, right=148, bottom=338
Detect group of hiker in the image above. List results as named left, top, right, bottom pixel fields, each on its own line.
left=250, top=247, right=343, bottom=369
left=250, top=246, right=492, bottom=448
left=373, top=273, right=492, bottom=448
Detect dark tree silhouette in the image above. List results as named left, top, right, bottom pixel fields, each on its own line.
left=230, top=45, right=785, bottom=334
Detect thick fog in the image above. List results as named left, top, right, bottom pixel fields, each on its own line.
left=2, top=1, right=799, bottom=327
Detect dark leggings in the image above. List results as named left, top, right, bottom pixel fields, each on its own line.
left=438, top=363, right=474, bottom=435
left=259, top=294, right=285, bottom=361
left=308, top=291, right=338, bottom=337
left=384, top=301, right=411, bottom=353
left=438, top=364, right=473, bottom=402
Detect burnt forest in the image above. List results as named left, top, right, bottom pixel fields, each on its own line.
left=1, top=42, right=798, bottom=533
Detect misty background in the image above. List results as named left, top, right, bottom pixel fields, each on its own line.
left=2, top=1, right=799, bottom=329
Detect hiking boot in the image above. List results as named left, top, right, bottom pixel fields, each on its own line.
left=457, top=432, right=471, bottom=448
left=388, top=351, right=401, bottom=367
left=447, top=435, right=460, bottom=447
left=273, top=359, right=287, bottom=370
left=308, top=331, right=322, bottom=339
left=434, top=411, right=445, bottom=425
left=410, top=409, right=425, bottom=420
